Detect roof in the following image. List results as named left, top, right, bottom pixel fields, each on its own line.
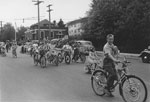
left=30, top=19, right=67, bottom=29
left=67, top=17, right=88, bottom=26
left=31, top=19, right=50, bottom=27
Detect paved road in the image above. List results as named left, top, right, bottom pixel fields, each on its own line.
left=0, top=48, right=149, bottom=102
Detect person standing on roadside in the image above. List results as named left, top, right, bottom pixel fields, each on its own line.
left=6, top=42, right=9, bottom=53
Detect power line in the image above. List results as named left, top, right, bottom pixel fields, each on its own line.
left=14, top=16, right=45, bottom=23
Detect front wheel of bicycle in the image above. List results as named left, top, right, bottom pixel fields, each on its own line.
left=121, top=75, right=147, bottom=102
left=91, top=70, right=107, bottom=96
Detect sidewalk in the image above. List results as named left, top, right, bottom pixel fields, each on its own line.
left=96, top=51, right=140, bottom=60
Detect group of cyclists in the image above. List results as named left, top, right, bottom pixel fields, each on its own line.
left=21, top=40, right=81, bottom=65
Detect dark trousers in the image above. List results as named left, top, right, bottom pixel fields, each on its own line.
left=6, top=47, right=9, bottom=53
left=72, top=48, right=79, bottom=60
left=103, top=58, right=117, bottom=91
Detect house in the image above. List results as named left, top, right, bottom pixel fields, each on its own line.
left=25, top=19, right=68, bottom=40
left=66, top=17, right=88, bottom=37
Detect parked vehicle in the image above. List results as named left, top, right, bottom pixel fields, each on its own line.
left=91, top=57, right=147, bottom=102
left=139, top=46, right=150, bottom=63
left=75, top=40, right=94, bottom=52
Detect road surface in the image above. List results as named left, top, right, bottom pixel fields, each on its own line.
left=0, top=48, right=149, bottom=102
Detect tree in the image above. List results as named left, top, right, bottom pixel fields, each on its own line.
left=53, top=20, right=57, bottom=27
left=83, top=0, right=150, bottom=53
left=58, top=19, right=65, bottom=28
left=16, top=26, right=28, bottom=41
left=1, top=23, right=15, bottom=41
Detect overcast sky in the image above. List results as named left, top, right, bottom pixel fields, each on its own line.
left=0, top=0, right=91, bottom=27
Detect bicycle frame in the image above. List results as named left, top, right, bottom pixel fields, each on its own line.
left=108, top=62, right=129, bottom=90
left=111, top=72, right=127, bottom=90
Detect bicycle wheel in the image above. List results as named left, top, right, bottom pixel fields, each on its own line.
left=40, top=56, right=46, bottom=68
left=91, top=70, right=107, bottom=96
left=65, top=54, right=71, bottom=64
left=121, top=75, right=147, bottom=102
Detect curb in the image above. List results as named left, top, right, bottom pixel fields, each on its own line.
left=96, top=51, right=140, bottom=60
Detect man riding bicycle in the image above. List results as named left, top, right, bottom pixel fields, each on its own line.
left=103, top=34, right=120, bottom=97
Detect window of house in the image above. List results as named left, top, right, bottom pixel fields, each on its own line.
left=51, top=32, right=54, bottom=38
left=59, top=31, right=62, bottom=35
left=78, top=29, right=80, bottom=33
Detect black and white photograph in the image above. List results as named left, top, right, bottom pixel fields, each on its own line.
left=0, top=0, right=149, bottom=102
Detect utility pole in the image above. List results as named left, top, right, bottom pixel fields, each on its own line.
left=14, top=22, right=17, bottom=41
left=0, top=21, right=4, bottom=35
left=32, top=0, right=44, bottom=40
left=47, top=4, right=53, bottom=40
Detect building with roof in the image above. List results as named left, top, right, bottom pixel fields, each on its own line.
left=66, top=17, right=88, bottom=37
left=25, top=19, right=68, bottom=40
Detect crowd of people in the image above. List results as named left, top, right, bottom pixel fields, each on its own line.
left=0, top=34, right=121, bottom=97
left=21, top=35, right=121, bottom=97
left=0, top=35, right=148, bottom=102
left=0, top=40, right=18, bottom=57
left=20, top=40, right=87, bottom=63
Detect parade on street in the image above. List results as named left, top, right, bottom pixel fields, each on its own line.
left=0, top=0, right=150, bottom=102
left=0, top=45, right=149, bottom=102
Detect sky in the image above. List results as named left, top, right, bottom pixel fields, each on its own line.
left=0, top=0, right=91, bottom=28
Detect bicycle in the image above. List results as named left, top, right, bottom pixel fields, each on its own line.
left=33, top=49, right=47, bottom=68
left=58, top=49, right=71, bottom=65
left=91, top=57, right=148, bottom=102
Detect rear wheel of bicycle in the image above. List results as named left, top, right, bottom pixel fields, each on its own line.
left=121, top=75, right=147, bottom=102
left=40, top=56, right=46, bottom=68
left=91, top=70, right=107, bottom=96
